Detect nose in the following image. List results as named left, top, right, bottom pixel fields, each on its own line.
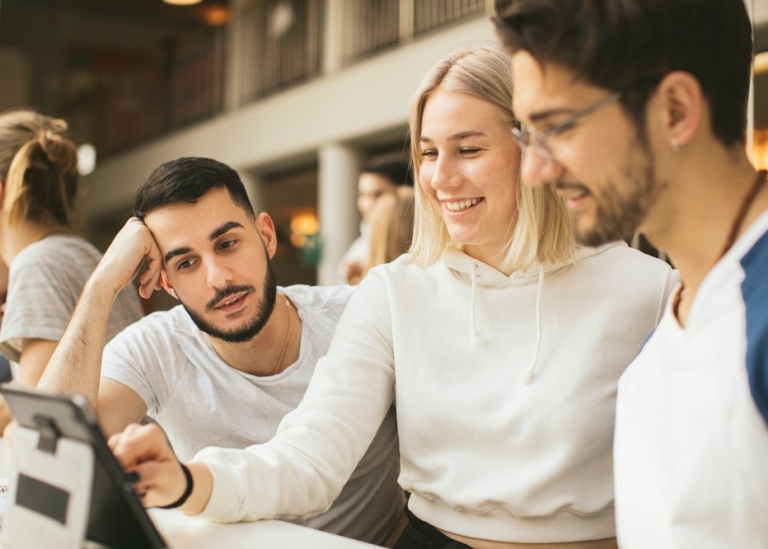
left=426, top=154, right=461, bottom=191
left=206, top=259, right=234, bottom=289
left=520, top=148, right=564, bottom=188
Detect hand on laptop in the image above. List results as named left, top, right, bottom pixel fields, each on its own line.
left=108, top=423, right=186, bottom=507
left=91, top=217, right=164, bottom=300
left=109, top=422, right=212, bottom=514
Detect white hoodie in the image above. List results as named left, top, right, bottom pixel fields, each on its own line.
left=195, top=242, right=676, bottom=543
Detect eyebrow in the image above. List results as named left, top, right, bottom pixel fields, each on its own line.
left=527, top=108, right=578, bottom=124
left=420, top=130, right=486, bottom=143
left=163, top=221, right=244, bottom=264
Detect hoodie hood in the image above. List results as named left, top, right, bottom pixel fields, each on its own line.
left=439, top=241, right=628, bottom=383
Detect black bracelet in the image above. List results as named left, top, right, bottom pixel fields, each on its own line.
left=157, top=462, right=194, bottom=509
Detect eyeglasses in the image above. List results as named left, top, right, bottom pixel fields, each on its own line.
left=511, top=91, right=623, bottom=165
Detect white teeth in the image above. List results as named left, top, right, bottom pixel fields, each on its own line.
left=444, top=198, right=480, bottom=212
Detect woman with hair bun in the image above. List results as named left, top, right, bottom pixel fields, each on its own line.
left=0, top=110, right=142, bottom=401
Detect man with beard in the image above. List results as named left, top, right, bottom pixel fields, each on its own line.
left=494, top=0, right=767, bottom=547
left=36, top=157, right=403, bottom=545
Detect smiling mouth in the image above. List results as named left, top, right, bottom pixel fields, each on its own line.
left=443, top=198, right=483, bottom=212
left=555, top=183, right=590, bottom=201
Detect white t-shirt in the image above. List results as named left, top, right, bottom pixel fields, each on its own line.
left=101, top=284, right=402, bottom=545
left=615, top=210, right=768, bottom=548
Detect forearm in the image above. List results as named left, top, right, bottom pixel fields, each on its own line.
left=37, top=278, right=118, bottom=411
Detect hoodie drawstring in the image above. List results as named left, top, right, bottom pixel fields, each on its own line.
left=469, top=261, right=480, bottom=341
left=523, top=266, right=544, bottom=383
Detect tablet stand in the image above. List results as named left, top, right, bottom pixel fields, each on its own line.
left=2, top=424, right=93, bottom=549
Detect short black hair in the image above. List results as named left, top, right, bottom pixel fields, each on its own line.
left=494, top=0, right=753, bottom=147
left=361, top=155, right=412, bottom=187
left=134, top=157, right=255, bottom=220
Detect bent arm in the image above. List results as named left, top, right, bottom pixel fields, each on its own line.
left=37, top=218, right=163, bottom=419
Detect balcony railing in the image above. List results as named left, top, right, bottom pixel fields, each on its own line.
left=341, top=0, right=487, bottom=64
left=91, top=28, right=226, bottom=157
left=81, top=0, right=487, bottom=157
left=234, top=0, right=324, bottom=104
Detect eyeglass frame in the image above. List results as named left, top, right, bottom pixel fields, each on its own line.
left=511, top=90, right=624, bottom=165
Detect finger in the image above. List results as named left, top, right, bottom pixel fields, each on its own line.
left=110, top=423, right=168, bottom=470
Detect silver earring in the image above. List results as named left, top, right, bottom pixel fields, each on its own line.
left=671, top=138, right=681, bottom=153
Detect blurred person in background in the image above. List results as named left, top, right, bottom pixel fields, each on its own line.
left=361, top=185, right=415, bottom=279
left=339, top=154, right=411, bottom=284
left=0, top=110, right=143, bottom=431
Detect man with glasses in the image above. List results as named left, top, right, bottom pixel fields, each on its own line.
left=495, top=0, right=767, bottom=547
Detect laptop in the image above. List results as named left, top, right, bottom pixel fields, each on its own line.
left=0, top=385, right=167, bottom=548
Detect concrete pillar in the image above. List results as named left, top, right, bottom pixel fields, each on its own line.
left=224, top=0, right=251, bottom=111
left=323, top=0, right=345, bottom=74
left=318, top=143, right=361, bottom=285
left=239, top=170, right=264, bottom=214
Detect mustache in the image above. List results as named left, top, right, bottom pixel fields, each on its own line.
left=205, top=285, right=255, bottom=312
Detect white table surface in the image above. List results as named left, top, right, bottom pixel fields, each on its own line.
left=0, top=438, right=376, bottom=548
left=149, top=508, right=376, bottom=548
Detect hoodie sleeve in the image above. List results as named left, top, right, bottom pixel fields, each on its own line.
left=194, top=271, right=397, bottom=523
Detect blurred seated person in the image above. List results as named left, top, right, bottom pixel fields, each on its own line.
left=362, top=185, right=415, bottom=279
left=0, top=111, right=143, bottom=433
left=338, top=155, right=411, bottom=284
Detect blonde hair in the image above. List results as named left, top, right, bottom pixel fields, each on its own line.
left=0, top=110, right=80, bottom=229
left=407, top=45, right=573, bottom=271
left=364, top=186, right=415, bottom=277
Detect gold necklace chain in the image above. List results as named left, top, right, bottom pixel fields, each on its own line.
left=672, top=169, right=767, bottom=319
left=273, top=295, right=293, bottom=375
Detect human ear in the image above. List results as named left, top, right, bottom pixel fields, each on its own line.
left=159, top=270, right=178, bottom=300
left=655, top=71, right=703, bottom=151
left=254, top=212, right=278, bottom=260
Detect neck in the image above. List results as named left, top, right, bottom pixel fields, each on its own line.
left=210, top=293, right=301, bottom=376
left=644, top=151, right=766, bottom=298
left=0, top=214, right=70, bottom=265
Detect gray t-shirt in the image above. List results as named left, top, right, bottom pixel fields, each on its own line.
left=0, top=234, right=144, bottom=364
left=101, top=284, right=402, bottom=545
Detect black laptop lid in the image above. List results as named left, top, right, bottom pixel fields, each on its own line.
left=0, top=386, right=167, bottom=549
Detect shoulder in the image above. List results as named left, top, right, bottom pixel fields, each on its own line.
left=11, top=235, right=100, bottom=274
left=575, top=242, right=673, bottom=283
left=109, top=305, right=195, bottom=345
left=282, top=284, right=355, bottom=310
left=738, top=222, right=768, bottom=425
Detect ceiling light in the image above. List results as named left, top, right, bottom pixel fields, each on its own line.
left=163, top=0, right=203, bottom=5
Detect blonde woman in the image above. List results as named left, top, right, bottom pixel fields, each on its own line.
left=109, top=46, right=675, bottom=548
left=0, top=111, right=142, bottom=392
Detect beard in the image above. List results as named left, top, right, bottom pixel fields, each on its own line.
left=571, top=144, right=660, bottom=248
left=183, top=261, right=278, bottom=343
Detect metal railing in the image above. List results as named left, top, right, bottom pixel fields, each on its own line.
left=93, top=28, right=226, bottom=157
left=341, top=0, right=487, bottom=64
left=90, top=0, right=487, bottom=156
left=235, top=0, right=324, bottom=104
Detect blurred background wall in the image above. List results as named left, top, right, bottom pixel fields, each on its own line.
left=0, top=0, right=766, bottom=312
